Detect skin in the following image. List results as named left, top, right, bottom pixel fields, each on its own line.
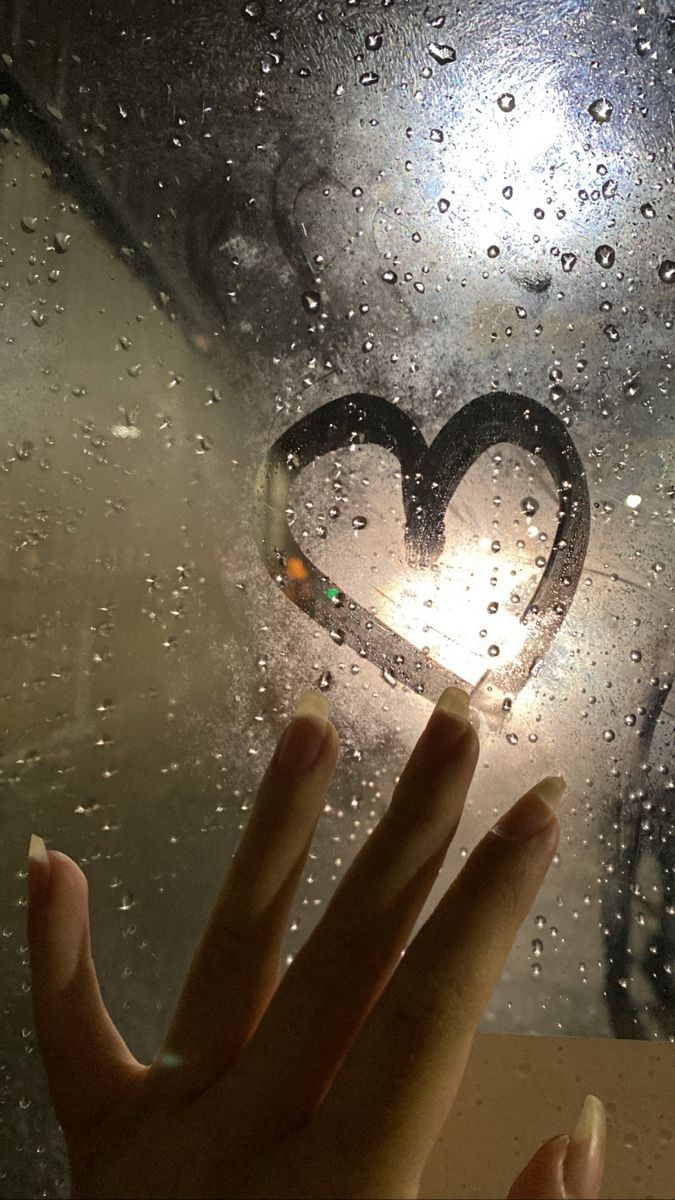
left=27, top=688, right=605, bottom=1199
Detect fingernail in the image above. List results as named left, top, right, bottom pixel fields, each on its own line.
left=29, top=833, right=49, bottom=864
left=28, top=834, right=51, bottom=898
left=276, top=690, right=329, bottom=772
left=418, top=687, right=472, bottom=764
left=564, top=1095, right=606, bottom=1199
left=493, top=775, right=566, bottom=840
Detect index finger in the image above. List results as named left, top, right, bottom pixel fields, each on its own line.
left=314, top=778, right=563, bottom=1186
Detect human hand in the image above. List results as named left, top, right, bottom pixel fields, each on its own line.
left=28, top=687, right=605, bottom=1199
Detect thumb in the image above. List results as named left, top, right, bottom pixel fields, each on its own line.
left=27, top=835, right=143, bottom=1140
left=507, top=1095, right=606, bottom=1200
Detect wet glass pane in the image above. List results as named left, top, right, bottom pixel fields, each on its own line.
left=1, top=0, right=673, bottom=1194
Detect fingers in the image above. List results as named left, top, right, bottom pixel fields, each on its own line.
left=27, top=837, right=142, bottom=1140
left=313, top=777, right=563, bottom=1179
left=228, top=687, right=479, bottom=1130
left=507, top=1096, right=606, bottom=1199
left=156, top=691, right=339, bottom=1093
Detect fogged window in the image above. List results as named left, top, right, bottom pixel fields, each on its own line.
left=1, top=0, right=673, bottom=1194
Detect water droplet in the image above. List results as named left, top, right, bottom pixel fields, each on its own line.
left=490, top=539, right=501, bottom=553
left=635, top=36, right=651, bottom=56
left=437, top=197, right=450, bottom=213
left=381, top=269, right=397, bottom=284
left=603, top=323, right=620, bottom=342
left=534, top=207, right=545, bottom=220
left=603, top=729, right=616, bottom=743
left=382, top=666, right=397, bottom=687
left=242, top=0, right=263, bottom=19
left=657, top=259, right=675, bottom=284
left=31, top=309, right=47, bottom=327
left=428, top=42, right=456, bottom=65
left=561, top=252, right=577, bottom=273
left=330, top=629, right=345, bottom=645
left=601, top=178, right=617, bottom=199
left=366, top=31, right=383, bottom=51
left=318, top=670, right=332, bottom=691
left=352, top=515, right=367, bottom=530
left=302, top=290, right=321, bottom=313
left=595, top=244, right=615, bottom=268
left=630, top=649, right=642, bottom=662
left=487, top=601, right=499, bottom=614
left=360, top=71, right=379, bottom=86
left=532, top=938, right=543, bottom=956
left=624, top=713, right=636, bottom=727
left=487, top=244, right=500, bottom=258
left=535, top=914, right=546, bottom=927
left=640, top=201, right=656, bottom=218
left=430, top=127, right=444, bottom=143
left=21, top=215, right=37, bottom=233
left=488, top=644, right=500, bottom=658
left=54, top=231, right=71, bottom=253
left=502, top=185, right=513, bottom=199
left=531, top=962, right=542, bottom=977
left=588, top=97, right=613, bottom=123
left=497, top=93, right=515, bottom=112
left=520, top=495, right=539, bottom=515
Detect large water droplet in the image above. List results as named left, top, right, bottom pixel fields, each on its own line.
left=360, top=71, right=379, bottom=86
left=588, top=97, right=613, bottom=123
left=657, top=259, right=675, bottom=284
left=561, top=252, right=577, bottom=273
left=595, top=244, right=615, bottom=268
left=428, top=42, right=456, bottom=65
left=366, top=31, right=383, bottom=51
left=640, top=201, right=656, bottom=218
left=352, top=515, right=368, bottom=530
left=520, top=495, right=539, bottom=515
left=497, top=93, right=515, bottom=112
left=21, top=216, right=37, bottom=233
left=302, top=290, right=321, bottom=312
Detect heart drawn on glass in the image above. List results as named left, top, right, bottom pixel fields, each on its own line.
left=257, top=392, right=590, bottom=716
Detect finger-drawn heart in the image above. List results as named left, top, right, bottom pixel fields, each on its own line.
left=257, top=392, right=590, bottom=716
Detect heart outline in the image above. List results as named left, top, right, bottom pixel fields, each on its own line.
left=257, top=392, right=590, bottom=715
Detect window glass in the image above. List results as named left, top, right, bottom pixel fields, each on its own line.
left=1, top=2, right=673, bottom=1194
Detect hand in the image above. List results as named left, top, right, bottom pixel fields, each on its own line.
left=28, top=687, right=605, bottom=1199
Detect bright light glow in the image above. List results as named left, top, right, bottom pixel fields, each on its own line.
left=374, top=542, right=532, bottom=687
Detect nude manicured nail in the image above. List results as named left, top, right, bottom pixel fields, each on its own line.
left=276, top=690, right=329, bottom=772
left=418, top=687, right=472, bottom=764
left=493, top=775, right=566, bottom=840
left=29, top=834, right=49, bottom=864
left=564, top=1095, right=606, bottom=1198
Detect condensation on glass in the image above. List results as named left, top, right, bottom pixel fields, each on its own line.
left=0, top=1, right=673, bottom=1195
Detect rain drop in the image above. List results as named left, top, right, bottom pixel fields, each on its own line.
left=381, top=269, right=397, bottom=283
left=561, top=252, right=577, bottom=273
left=302, top=290, right=321, bottom=313
left=497, top=93, right=515, bottom=112
left=487, top=245, right=500, bottom=258
left=437, top=197, right=450, bottom=213
left=360, top=71, right=379, bottom=86
left=588, top=97, right=613, bottom=123
left=352, top=515, right=367, bottom=530
left=595, top=244, right=615, bottom=268
left=428, top=43, right=456, bottom=65
left=657, top=259, right=675, bottom=284
left=520, top=495, right=539, bottom=515
left=640, top=201, right=656, bottom=218
left=603, top=729, right=616, bottom=743
left=21, top=216, right=38, bottom=233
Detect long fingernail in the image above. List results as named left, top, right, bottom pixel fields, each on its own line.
left=276, top=690, right=329, bottom=772
left=493, top=775, right=566, bottom=840
left=564, top=1095, right=606, bottom=1198
left=418, top=687, right=471, bottom=764
left=28, top=834, right=51, bottom=898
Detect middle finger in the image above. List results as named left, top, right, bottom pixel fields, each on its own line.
left=231, top=686, right=478, bottom=1128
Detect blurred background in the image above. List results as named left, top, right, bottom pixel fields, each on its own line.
left=0, top=1, right=673, bottom=1195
